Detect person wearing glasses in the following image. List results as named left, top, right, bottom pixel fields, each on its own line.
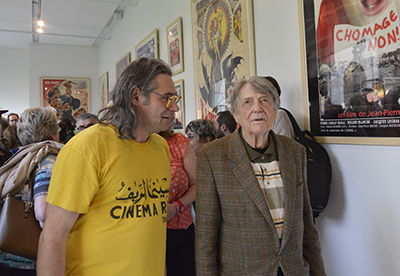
left=37, top=58, right=180, bottom=276
left=75, top=113, right=98, bottom=133
left=195, top=76, right=325, bottom=276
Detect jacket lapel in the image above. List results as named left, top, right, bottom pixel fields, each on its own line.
left=273, top=133, right=297, bottom=248
left=228, top=131, right=277, bottom=230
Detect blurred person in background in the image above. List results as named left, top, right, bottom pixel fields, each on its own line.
left=58, top=117, right=75, bottom=144
left=185, top=119, right=216, bottom=153
left=75, top=113, right=98, bottom=133
left=159, top=128, right=196, bottom=276
left=0, top=110, right=12, bottom=166
left=7, top=113, right=19, bottom=126
left=214, top=110, right=237, bottom=138
left=0, top=125, right=21, bottom=154
left=0, top=106, right=62, bottom=276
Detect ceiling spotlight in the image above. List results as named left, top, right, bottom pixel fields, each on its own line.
left=37, top=20, right=44, bottom=27
left=37, top=27, right=43, bottom=33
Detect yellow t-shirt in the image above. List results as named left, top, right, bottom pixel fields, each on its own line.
left=47, top=124, right=171, bottom=276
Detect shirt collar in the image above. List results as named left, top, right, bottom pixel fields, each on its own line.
left=239, top=128, right=278, bottom=163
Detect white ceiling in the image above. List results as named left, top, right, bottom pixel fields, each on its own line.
left=0, top=0, right=138, bottom=49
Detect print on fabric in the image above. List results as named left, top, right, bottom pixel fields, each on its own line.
left=110, top=178, right=169, bottom=222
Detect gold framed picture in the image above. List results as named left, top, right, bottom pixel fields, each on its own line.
left=41, top=77, right=90, bottom=125
left=135, top=29, right=159, bottom=59
left=173, top=79, right=185, bottom=131
left=115, top=52, right=131, bottom=80
left=167, top=17, right=184, bottom=75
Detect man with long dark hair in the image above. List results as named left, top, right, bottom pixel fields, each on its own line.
left=38, top=58, right=181, bottom=276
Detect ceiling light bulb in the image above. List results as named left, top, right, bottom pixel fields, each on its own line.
left=37, top=27, right=43, bottom=33
left=38, top=20, right=44, bottom=27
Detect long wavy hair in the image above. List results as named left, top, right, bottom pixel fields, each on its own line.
left=98, top=57, right=172, bottom=140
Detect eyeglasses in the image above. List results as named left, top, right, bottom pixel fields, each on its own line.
left=77, top=123, right=95, bottom=132
left=147, top=90, right=181, bottom=108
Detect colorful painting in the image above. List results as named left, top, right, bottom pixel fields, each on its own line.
left=115, top=52, right=130, bottom=80
left=301, top=0, right=400, bottom=145
left=99, top=72, right=109, bottom=109
left=191, top=0, right=256, bottom=120
left=167, top=17, right=184, bottom=75
left=41, top=77, right=90, bottom=125
left=173, top=79, right=185, bottom=131
left=135, top=29, right=159, bottom=59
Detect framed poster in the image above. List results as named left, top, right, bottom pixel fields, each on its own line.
left=167, top=17, right=184, bottom=75
left=191, top=0, right=256, bottom=120
left=135, top=29, right=159, bottom=59
left=99, top=72, right=109, bottom=109
left=115, top=52, right=130, bottom=80
left=173, top=79, right=185, bottom=131
left=41, top=77, right=90, bottom=125
left=300, top=0, right=400, bottom=145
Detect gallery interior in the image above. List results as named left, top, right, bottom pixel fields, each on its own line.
left=0, top=0, right=399, bottom=275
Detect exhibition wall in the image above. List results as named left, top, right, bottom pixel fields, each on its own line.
left=0, top=0, right=399, bottom=275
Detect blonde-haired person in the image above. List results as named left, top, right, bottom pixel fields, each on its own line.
left=0, top=107, right=62, bottom=275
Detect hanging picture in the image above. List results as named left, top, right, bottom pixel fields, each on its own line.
left=41, top=77, right=90, bottom=125
left=173, top=79, right=185, bottom=131
left=191, top=0, right=256, bottom=120
left=300, top=0, right=400, bottom=145
left=115, top=52, right=130, bottom=80
left=99, top=72, right=109, bottom=109
left=135, top=29, right=159, bottom=59
left=167, top=17, right=184, bottom=75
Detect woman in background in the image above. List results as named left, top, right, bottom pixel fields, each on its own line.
left=58, top=117, right=75, bottom=144
left=0, top=107, right=62, bottom=276
left=0, top=125, right=21, bottom=154
left=185, top=119, right=217, bottom=153
left=159, top=128, right=196, bottom=276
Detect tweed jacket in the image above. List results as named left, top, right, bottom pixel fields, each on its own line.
left=195, top=130, right=326, bottom=276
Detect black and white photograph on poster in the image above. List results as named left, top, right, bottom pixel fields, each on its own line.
left=302, top=0, right=400, bottom=143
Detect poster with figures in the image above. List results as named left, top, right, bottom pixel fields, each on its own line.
left=41, top=77, right=90, bottom=125
left=173, top=79, right=185, bottom=131
left=191, top=0, right=256, bottom=120
left=167, top=17, right=184, bottom=75
left=135, top=29, right=159, bottom=60
left=302, top=0, right=400, bottom=145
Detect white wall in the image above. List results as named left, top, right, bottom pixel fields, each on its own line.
left=0, top=47, right=29, bottom=113
left=0, top=44, right=99, bottom=116
left=1, top=0, right=400, bottom=275
left=28, top=43, right=100, bottom=114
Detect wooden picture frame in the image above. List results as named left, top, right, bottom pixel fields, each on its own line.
left=173, top=79, right=185, bottom=131
left=99, top=72, right=109, bottom=109
left=40, top=77, right=90, bottom=125
left=299, top=0, right=400, bottom=145
left=191, top=0, right=256, bottom=120
left=115, top=52, right=131, bottom=80
left=167, top=17, right=184, bottom=75
left=135, top=29, right=159, bottom=59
